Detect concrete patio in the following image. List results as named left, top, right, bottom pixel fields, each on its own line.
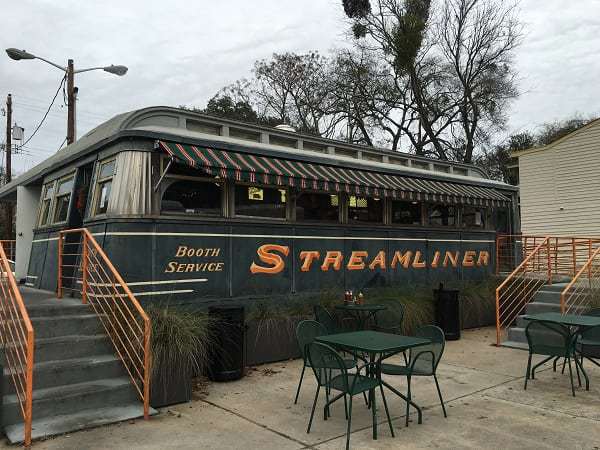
left=5, top=327, right=600, bottom=450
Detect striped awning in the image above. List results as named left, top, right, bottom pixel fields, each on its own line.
left=158, top=141, right=510, bottom=207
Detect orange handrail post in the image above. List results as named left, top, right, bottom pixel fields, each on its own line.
left=57, top=232, right=63, bottom=298
left=588, top=239, right=592, bottom=288
left=572, top=238, right=577, bottom=277
left=82, top=233, right=88, bottom=304
left=547, top=238, right=552, bottom=284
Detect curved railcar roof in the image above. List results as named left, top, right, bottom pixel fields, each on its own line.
left=0, top=106, right=517, bottom=199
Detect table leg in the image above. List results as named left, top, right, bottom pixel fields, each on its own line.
left=575, top=354, right=590, bottom=390
left=381, top=380, right=423, bottom=424
left=370, top=352, right=378, bottom=440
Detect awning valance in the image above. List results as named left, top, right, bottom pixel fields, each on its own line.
left=158, top=141, right=510, bottom=207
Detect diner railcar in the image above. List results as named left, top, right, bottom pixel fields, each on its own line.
left=0, top=107, right=519, bottom=306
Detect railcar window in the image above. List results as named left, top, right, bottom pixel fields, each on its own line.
left=38, top=182, right=55, bottom=226
left=348, top=196, right=383, bottom=223
left=162, top=180, right=222, bottom=216
left=93, top=159, right=116, bottom=215
left=52, top=176, right=74, bottom=223
left=296, top=192, right=339, bottom=222
left=391, top=200, right=422, bottom=225
left=234, top=184, right=287, bottom=219
left=462, top=206, right=486, bottom=228
left=428, top=204, right=456, bottom=227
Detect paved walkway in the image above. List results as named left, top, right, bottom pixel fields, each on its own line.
left=6, top=328, right=600, bottom=449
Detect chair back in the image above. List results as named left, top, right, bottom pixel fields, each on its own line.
left=306, top=342, right=348, bottom=389
left=525, top=320, right=572, bottom=356
left=314, top=305, right=337, bottom=334
left=409, top=325, right=445, bottom=375
left=579, top=308, right=600, bottom=356
left=375, top=303, right=405, bottom=333
left=296, top=320, right=327, bottom=359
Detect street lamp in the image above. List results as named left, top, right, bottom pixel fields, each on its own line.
left=5, top=48, right=128, bottom=144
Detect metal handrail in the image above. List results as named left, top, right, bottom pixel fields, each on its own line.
left=560, top=246, right=600, bottom=314
left=58, top=228, right=151, bottom=420
left=0, top=244, right=34, bottom=446
left=495, top=238, right=550, bottom=345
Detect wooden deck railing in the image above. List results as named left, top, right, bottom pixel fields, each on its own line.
left=57, top=228, right=151, bottom=419
left=0, top=243, right=33, bottom=446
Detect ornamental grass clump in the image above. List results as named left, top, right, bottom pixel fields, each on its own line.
left=147, top=304, right=216, bottom=394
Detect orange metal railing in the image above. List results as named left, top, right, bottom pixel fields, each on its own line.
left=496, top=234, right=600, bottom=278
left=495, top=234, right=600, bottom=345
left=0, top=244, right=33, bottom=446
left=0, top=239, right=16, bottom=263
left=561, top=246, right=600, bottom=314
left=495, top=238, right=551, bottom=345
left=57, top=228, right=151, bottom=420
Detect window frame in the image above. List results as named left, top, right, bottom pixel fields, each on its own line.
left=390, top=199, right=424, bottom=227
left=51, top=174, right=75, bottom=225
left=37, top=181, right=56, bottom=227
left=91, top=157, right=117, bottom=217
left=233, top=182, right=290, bottom=221
left=347, top=194, right=385, bottom=225
left=160, top=177, right=225, bottom=217
left=426, top=202, right=458, bottom=228
left=294, top=189, right=341, bottom=224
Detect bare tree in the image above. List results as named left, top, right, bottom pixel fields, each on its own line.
left=438, top=0, right=522, bottom=162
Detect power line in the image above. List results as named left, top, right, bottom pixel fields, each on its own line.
left=20, top=74, right=67, bottom=147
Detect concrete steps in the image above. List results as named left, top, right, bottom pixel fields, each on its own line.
left=2, top=287, right=156, bottom=444
left=502, top=281, right=577, bottom=349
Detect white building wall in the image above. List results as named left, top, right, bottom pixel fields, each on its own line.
left=519, top=121, right=600, bottom=237
left=16, top=185, right=41, bottom=281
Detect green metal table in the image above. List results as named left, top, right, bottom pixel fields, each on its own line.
left=335, top=304, right=387, bottom=330
left=522, top=312, right=600, bottom=390
left=316, top=330, right=430, bottom=440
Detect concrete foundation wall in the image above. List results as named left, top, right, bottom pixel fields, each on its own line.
left=16, top=185, right=41, bottom=281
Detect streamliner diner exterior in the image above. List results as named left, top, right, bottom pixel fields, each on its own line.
left=0, top=107, right=519, bottom=305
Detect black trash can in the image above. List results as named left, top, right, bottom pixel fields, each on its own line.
left=433, top=284, right=461, bottom=341
left=208, top=305, right=245, bottom=382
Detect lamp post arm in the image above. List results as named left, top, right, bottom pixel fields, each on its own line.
left=34, top=56, right=66, bottom=72
left=73, top=66, right=105, bottom=74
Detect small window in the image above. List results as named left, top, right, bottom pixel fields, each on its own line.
left=428, top=204, right=456, bottom=227
left=348, top=196, right=383, bottom=223
left=235, top=184, right=287, bottom=219
left=162, top=179, right=222, bottom=216
left=296, top=192, right=339, bottom=223
left=52, top=176, right=74, bottom=223
left=38, top=182, right=55, bottom=226
left=93, top=159, right=116, bottom=215
left=462, top=206, right=486, bottom=228
left=392, top=201, right=422, bottom=225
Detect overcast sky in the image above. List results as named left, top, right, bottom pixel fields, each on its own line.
left=2, top=0, right=599, bottom=174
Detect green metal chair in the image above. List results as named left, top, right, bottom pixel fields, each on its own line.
left=306, top=342, right=394, bottom=450
left=380, top=325, right=447, bottom=426
left=374, top=304, right=408, bottom=364
left=575, top=307, right=600, bottom=389
left=524, top=320, right=578, bottom=396
left=314, top=305, right=341, bottom=334
left=294, top=320, right=357, bottom=404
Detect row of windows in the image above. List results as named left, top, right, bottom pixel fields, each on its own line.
left=160, top=178, right=499, bottom=229
left=37, top=158, right=116, bottom=227
left=38, top=175, right=75, bottom=227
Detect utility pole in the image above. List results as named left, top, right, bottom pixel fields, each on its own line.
left=4, top=93, right=13, bottom=238
left=5, top=94, right=11, bottom=183
left=66, top=59, right=75, bottom=144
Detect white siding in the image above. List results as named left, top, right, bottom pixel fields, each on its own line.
left=519, top=121, right=600, bottom=237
